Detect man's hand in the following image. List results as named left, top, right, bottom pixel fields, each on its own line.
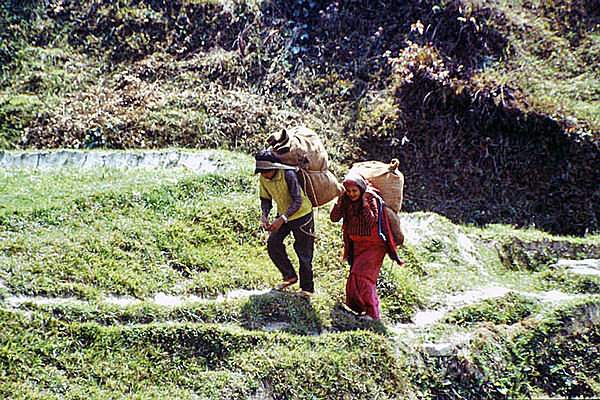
left=261, top=215, right=270, bottom=230
left=268, top=216, right=285, bottom=232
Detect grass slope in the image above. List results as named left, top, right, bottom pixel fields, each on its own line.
left=1, top=150, right=599, bottom=398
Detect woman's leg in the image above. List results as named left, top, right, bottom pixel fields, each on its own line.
left=345, top=273, right=364, bottom=314
left=361, top=280, right=381, bottom=320
left=346, top=239, right=386, bottom=319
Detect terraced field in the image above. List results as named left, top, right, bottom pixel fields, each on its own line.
left=1, top=150, right=599, bottom=399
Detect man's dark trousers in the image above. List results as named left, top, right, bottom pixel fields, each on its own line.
left=267, top=212, right=314, bottom=292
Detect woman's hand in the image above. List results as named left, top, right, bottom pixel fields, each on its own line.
left=362, top=192, right=370, bottom=208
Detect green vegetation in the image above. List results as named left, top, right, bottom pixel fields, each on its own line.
left=416, top=297, right=600, bottom=399
left=1, top=153, right=598, bottom=398
left=442, top=292, right=540, bottom=325
left=0, top=166, right=269, bottom=299
left=488, top=0, right=600, bottom=130
left=513, top=297, right=600, bottom=398
left=541, top=268, right=600, bottom=294
left=496, top=236, right=600, bottom=271
left=0, top=308, right=410, bottom=399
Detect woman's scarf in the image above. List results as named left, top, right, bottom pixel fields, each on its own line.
left=339, top=172, right=401, bottom=265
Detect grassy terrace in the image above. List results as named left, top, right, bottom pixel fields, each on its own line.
left=0, top=0, right=598, bottom=397
left=0, top=150, right=599, bottom=399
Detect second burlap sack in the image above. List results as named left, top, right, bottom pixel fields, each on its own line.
left=350, top=159, right=405, bottom=245
left=351, top=159, right=404, bottom=213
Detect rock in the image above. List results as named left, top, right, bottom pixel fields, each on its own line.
left=262, top=322, right=291, bottom=332
left=179, top=153, right=219, bottom=174
left=412, top=309, right=447, bottom=327
left=330, top=302, right=386, bottom=333
left=4, top=152, right=39, bottom=168
left=137, top=152, right=166, bottom=168
left=422, top=342, right=456, bottom=356
left=104, top=152, right=142, bottom=169
left=83, top=151, right=108, bottom=168
left=552, top=258, right=600, bottom=277
left=0, top=150, right=237, bottom=173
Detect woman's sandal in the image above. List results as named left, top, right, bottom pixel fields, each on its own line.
left=341, top=303, right=359, bottom=316
left=274, top=277, right=298, bottom=291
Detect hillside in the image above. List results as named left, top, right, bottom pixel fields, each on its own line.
left=1, top=0, right=598, bottom=234
left=0, top=1, right=599, bottom=398
left=1, top=150, right=600, bottom=399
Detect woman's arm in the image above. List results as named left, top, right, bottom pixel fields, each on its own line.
left=330, top=196, right=345, bottom=222
left=361, top=192, right=378, bottom=227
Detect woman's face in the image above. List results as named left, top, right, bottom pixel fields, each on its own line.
left=345, top=185, right=361, bottom=202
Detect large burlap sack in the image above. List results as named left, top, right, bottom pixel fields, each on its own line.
left=298, top=169, right=344, bottom=207
left=267, top=126, right=328, bottom=171
left=268, top=126, right=342, bottom=207
left=384, top=205, right=404, bottom=246
left=351, top=159, right=404, bottom=213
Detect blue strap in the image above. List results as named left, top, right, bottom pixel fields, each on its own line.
left=375, top=196, right=387, bottom=243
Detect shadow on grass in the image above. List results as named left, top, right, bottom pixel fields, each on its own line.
left=240, top=290, right=323, bottom=335
left=330, top=302, right=387, bottom=335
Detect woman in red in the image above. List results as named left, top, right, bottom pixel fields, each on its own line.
left=330, top=172, right=403, bottom=320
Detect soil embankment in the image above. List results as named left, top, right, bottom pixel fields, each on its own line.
left=1, top=0, right=598, bottom=234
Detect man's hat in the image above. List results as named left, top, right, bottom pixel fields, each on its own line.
left=254, top=150, right=282, bottom=174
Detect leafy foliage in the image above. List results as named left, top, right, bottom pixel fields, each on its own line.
left=541, top=268, right=600, bottom=294
left=513, top=298, right=600, bottom=398
left=1, top=0, right=598, bottom=234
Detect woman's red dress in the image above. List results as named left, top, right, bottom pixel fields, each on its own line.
left=331, top=188, right=402, bottom=320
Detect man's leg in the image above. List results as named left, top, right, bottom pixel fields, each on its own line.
left=267, top=222, right=297, bottom=281
left=291, top=213, right=314, bottom=293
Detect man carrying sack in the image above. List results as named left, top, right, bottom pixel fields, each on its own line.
left=255, top=150, right=315, bottom=297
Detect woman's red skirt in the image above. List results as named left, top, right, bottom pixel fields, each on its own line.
left=345, top=235, right=386, bottom=319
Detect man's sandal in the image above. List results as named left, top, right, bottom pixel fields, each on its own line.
left=298, top=290, right=313, bottom=299
left=274, top=277, right=298, bottom=291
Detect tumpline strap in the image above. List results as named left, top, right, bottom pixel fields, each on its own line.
left=255, top=160, right=297, bottom=171
left=374, top=195, right=387, bottom=243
